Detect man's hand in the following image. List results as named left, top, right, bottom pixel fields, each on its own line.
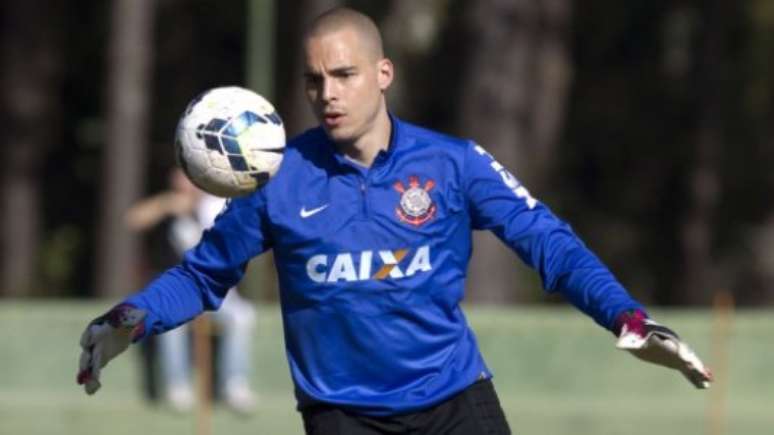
left=615, top=309, right=713, bottom=389
left=77, top=304, right=146, bottom=395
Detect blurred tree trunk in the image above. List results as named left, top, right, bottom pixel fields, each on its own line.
left=247, top=0, right=276, bottom=98
left=245, top=0, right=280, bottom=302
left=95, top=0, right=156, bottom=298
left=277, top=0, right=341, bottom=136
left=0, top=2, right=63, bottom=297
left=456, top=0, right=573, bottom=303
left=677, top=0, right=728, bottom=304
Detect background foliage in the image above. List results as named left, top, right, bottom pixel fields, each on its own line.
left=1, top=0, right=773, bottom=306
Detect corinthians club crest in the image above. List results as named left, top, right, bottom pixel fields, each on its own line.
left=393, top=176, right=437, bottom=226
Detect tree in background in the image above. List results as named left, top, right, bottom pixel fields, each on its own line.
left=453, top=0, right=573, bottom=303
left=0, top=2, right=64, bottom=297
left=677, top=0, right=730, bottom=304
left=731, top=0, right=774, bottom=305
left=1, top=1, right=772, bottom=305
left=94, top=0, right=156, bottom=298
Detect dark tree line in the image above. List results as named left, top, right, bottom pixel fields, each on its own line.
left=1, top=0, right=772, bottom=307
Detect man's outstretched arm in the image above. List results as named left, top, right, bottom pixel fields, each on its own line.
left=463, top=141, right=712, bottom=388
left=76, top=193, right=272, bottom=394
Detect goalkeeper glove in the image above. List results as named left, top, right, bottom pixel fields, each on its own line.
left=77, top=303, right=146, bottom=395
left=614, top=309, right=713, bottom=389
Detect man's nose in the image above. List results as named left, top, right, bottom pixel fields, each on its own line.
left=321, top=79, right=336, bottom=102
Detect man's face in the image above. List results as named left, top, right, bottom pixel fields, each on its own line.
left=303, top=28, right=392, bottom=144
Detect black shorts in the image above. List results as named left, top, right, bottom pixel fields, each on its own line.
left=301, top=379, right=511, bottom=435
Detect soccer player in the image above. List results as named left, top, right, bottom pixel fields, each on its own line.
left=77, top=7, right=712, bottom=434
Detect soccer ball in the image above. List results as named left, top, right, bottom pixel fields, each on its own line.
left=175, top=86, right=285, bottom=197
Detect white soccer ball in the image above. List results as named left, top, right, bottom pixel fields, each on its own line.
left=175, top=86, right=285, bottom=197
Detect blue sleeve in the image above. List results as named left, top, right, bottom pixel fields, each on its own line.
left=125, top=191, right=272, bottom=339
left=463, top=142, right=645, bottom=330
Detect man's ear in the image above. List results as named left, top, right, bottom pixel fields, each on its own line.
left=377, top=58, right=394, bottom=92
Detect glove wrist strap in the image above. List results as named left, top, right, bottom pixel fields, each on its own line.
left=613, top=308, right=648, bottom=337
left=105, top=303, right=146, bottom=341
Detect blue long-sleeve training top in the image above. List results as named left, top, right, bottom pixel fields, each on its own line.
left=126, top=114, right=645, bottom=415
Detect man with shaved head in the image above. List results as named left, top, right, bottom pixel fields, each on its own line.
left=78, top=6, right=712, bottom=435
left=302, top=7, right=393, bottom=167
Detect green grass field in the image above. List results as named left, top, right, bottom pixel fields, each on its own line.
left=0, top=301, right=770, bottom=435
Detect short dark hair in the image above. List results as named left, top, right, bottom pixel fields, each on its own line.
left=305, top=7, right=384, bottom=60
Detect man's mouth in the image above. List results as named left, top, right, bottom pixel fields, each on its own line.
left=323, top=112, right=344, bottom=127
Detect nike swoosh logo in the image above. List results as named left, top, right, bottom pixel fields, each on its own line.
left=300, top=204, right=329, bottom=218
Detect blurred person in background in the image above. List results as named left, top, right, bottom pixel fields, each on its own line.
left=124, top=167, right=258, bottom=413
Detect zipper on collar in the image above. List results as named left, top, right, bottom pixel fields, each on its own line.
left=358, top=167, right=378, bottom=219
left=359, top=178, right=368, bottom=217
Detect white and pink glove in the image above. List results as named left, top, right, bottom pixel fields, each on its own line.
left=614, top=309, right=713, bottom=389
left=77, top=304, right=146, bottom=395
